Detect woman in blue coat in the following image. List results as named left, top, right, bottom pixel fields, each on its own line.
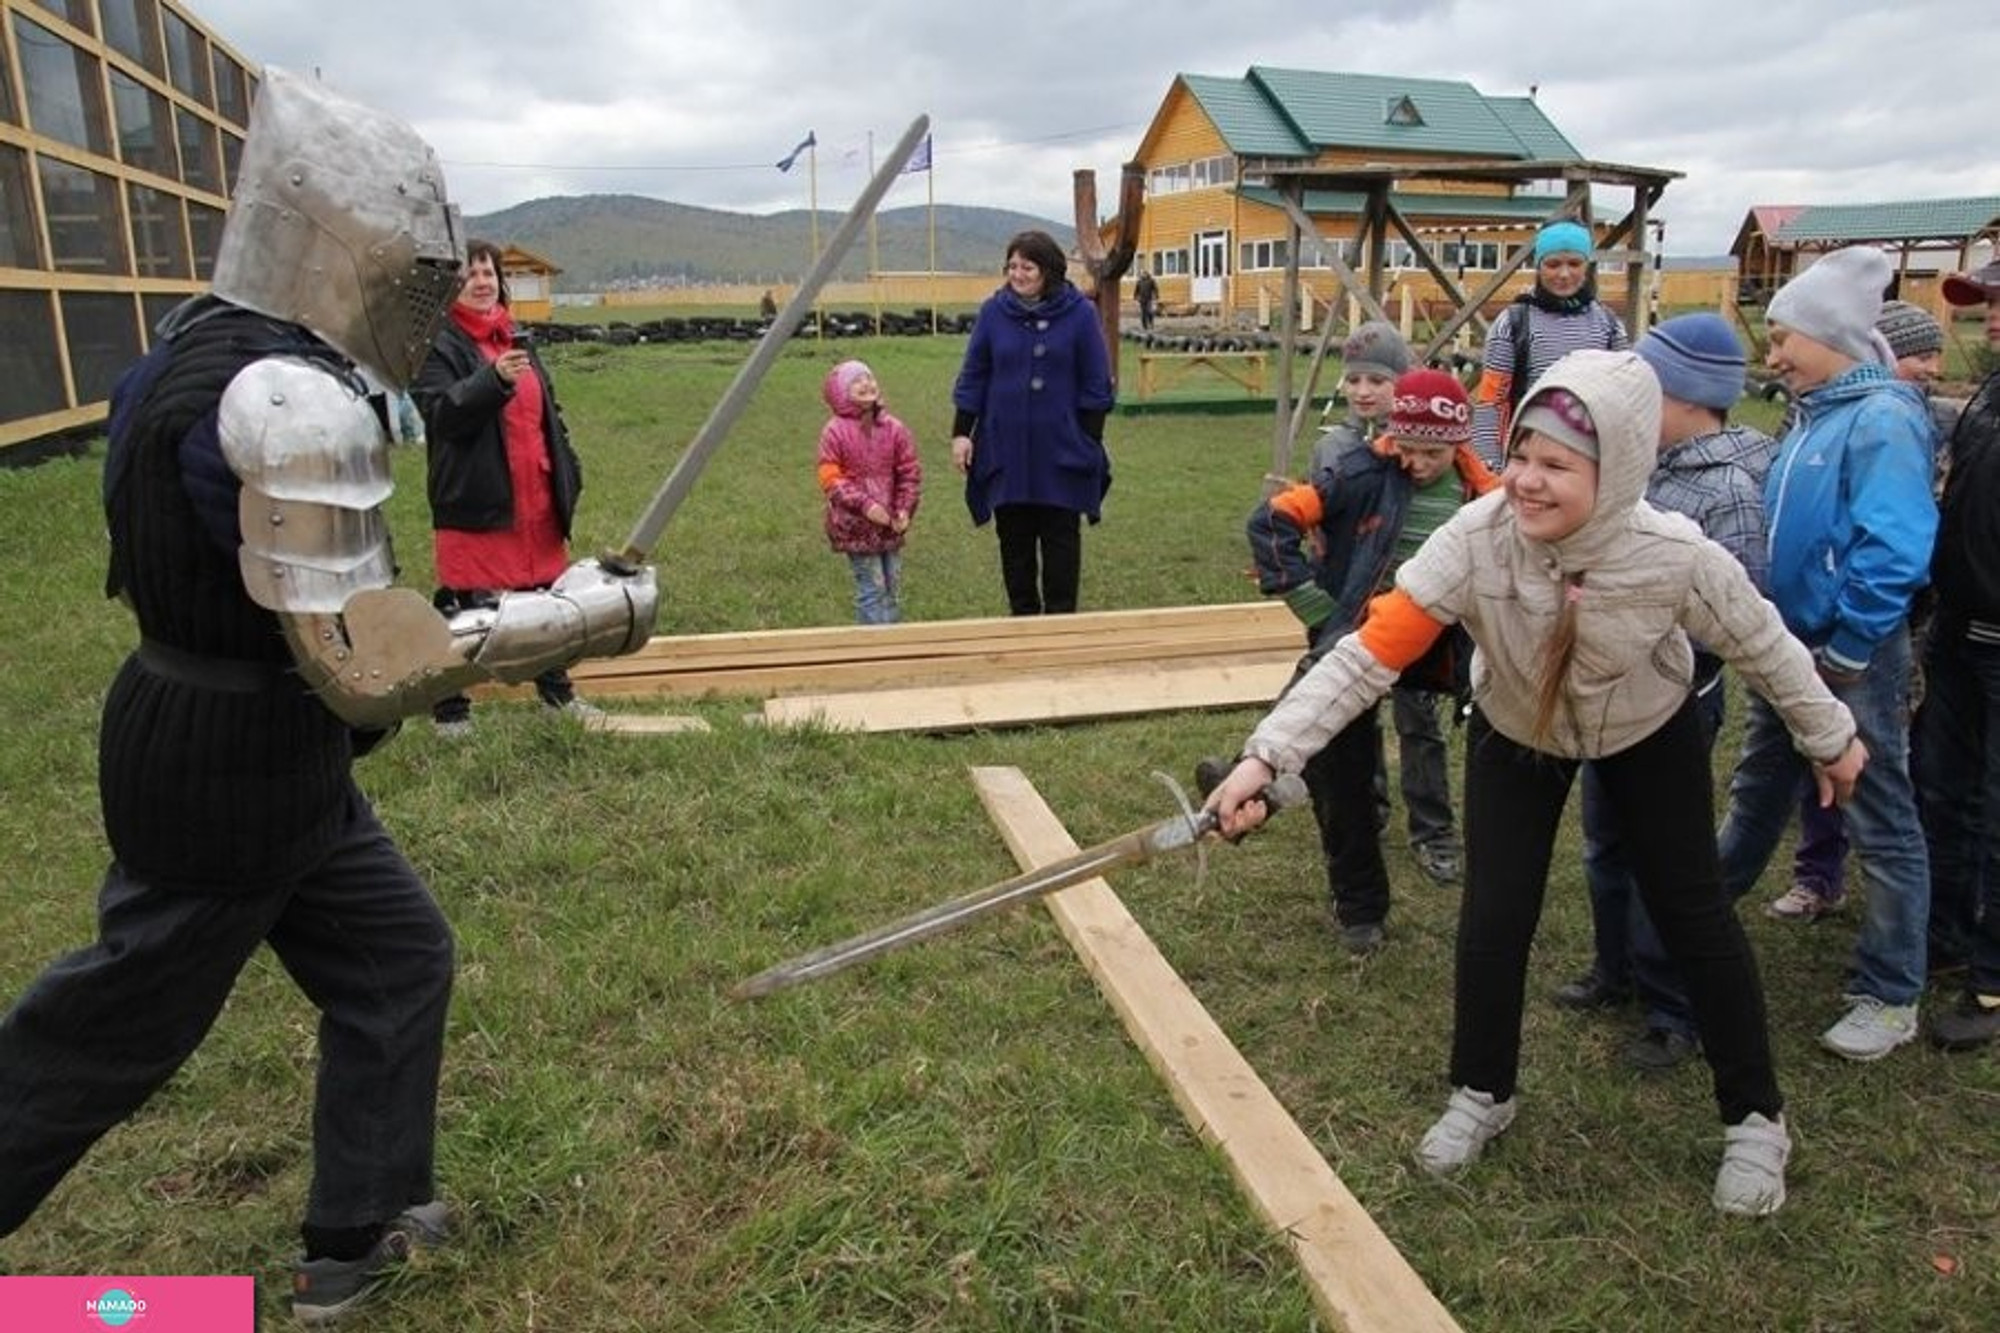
left=950, top=230, right=1114, bottom=614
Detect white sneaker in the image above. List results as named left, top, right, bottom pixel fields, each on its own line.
left=554, top=697, right=607, bottom=727
left=1713, top=1112, right=1790, bottom=1216
left=1765, top=884, right=1843, bottom=921
left=1820, top=996, right=1918, bottom=1061
left=1414, top=1087, right=1516, bottom=1176
left=433, top=718, right=473, bottom=740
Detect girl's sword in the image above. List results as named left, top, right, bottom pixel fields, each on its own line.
left=731, top=770, right=1306, bottom=1000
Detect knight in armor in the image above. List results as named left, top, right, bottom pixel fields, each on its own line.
left=0, top=69, right=656, bottom=1322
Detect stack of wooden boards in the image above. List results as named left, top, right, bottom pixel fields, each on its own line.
left=488, top=602, right=1305, bottom=734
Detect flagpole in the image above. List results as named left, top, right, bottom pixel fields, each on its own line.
left=808, top=142, right=822, bottom=340
left=867, top=130, right=881, bottom=334
left=927, top=137, right=939, bottom=334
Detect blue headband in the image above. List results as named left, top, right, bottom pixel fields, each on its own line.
left=1534, top=221, right=1592, bottom=263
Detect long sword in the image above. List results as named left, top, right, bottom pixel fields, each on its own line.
left=732, top=770, right=1306, bottom=1000
left=604, top=114, right=932, bottom=572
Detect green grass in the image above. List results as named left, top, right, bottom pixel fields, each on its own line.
left=0, top=338, right=1992, bottom=1331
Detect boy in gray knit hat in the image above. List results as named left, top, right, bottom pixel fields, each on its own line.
left=1718, top=246, right=1939, bottom=1062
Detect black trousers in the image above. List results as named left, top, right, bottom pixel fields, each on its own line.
left=0, top=786, right=454, bottom=1237
left=1303, top=702, right=1391, bottom=927
left=1454, top=702, right=1780, bottom=1124
left=993, top=503, right=1082, bottom=616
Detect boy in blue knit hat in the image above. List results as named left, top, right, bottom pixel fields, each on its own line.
left=1553, top=314, right=1780, bottom=1072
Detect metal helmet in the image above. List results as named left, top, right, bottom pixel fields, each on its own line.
left=210, top=67, right=464, bottom=389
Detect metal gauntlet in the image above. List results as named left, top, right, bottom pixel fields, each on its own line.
left=455, top=559, right=659, bottom=682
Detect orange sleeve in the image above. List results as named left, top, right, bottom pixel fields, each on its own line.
left=1269, top=482, right=1325, bottom=530
left=1355, top=588, right=1447, bottom=671
left=816, top=460, right=844, bottom=495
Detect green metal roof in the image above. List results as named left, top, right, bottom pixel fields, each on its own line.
left=1194, top=66, right=1575, bottom=161
left=1179, top=73, right=1311, bottom=157
left=1483, top=96, right=1582, bottom=161
left=1235, top=186, right=1565, bottom=222
left=1772, top=197, right=2000, bottom=244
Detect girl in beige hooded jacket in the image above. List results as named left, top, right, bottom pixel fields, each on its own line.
left=1209, top=349, right=1866, bottom=1216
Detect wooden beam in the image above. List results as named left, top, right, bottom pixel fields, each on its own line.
left=967, top=766, right=1461, bottom=1333
left=762, top=654, right=1296, bottom=733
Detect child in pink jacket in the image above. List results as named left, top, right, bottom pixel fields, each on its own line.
left=817, top=360, right=922, bottom=623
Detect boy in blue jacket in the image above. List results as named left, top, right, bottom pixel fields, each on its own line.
left=1714, top=247, right=1938, bottom=1061
left=1248, top=368, right=1497, bottom=953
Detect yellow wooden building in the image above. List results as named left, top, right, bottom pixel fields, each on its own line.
left=1125, top=67, right=1611, bottom=325
left=497, top=243, right=560, bottom=322
left=0, top=0, right=258, bottom=455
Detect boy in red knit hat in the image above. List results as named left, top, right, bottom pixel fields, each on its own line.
left=1245, top=367, right=1498, bottom=952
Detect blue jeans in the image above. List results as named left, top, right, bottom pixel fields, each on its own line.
left=1915, top=622, right=2000, bottom=996
left=1705, top=626, right=1930, bottom=1006
left=1579, top=675, right=1726, bottom=1038
left=847, top=551, right=904, bottom=625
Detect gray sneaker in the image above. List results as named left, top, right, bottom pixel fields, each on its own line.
left=1338, top=922, right=1387, bottom=956
left=1820, top=996, right=1918, bottom=1062
left=1712, top=1112, right=1789, bottom=1216
left=1413, top=840, right=1461, bottom=886
left=1929, top=992, right=2000, bottom=1051
left=1414, top=1087, right=1516, bottom=1176
left=292, top=1201, right=452, bottom=1326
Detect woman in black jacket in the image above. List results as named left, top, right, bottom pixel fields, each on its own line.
left=412, top=240, right=593, bottom=735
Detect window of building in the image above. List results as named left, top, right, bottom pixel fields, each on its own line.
left=25, top=0, right=95, bottom=33
left=174, top=104, right=220, bottom=194
left=1190, top=155, right=1235, bottom=189
left=219, top=130, right=241, bottom=193
left=1150, top=247, right=1189, bottom=277
left=0, top=145, right=44, bottom=267
left=0, top=38, right=15, bottom=125
left=14, top=14, right=112, bottom=155
left=1146, top=162, right=1190, bottom=197
left=100, top=0, right=164, bottom=78
left=37, top=156, right=128, bottom=273
left=187, top=200, right=222, bottom=279
left=212, top=49, right=249, bottom=126
left=128, top=184, right=187, bottom=277
left=109, top=69, right=174, bottom=178
left=162, top=10, right=211, bottom=108
left=61, top=290, right=141, bottom=403
left=1238, top=238, right=1291, bottom=271
left=0, top=290, right=67, bottom=418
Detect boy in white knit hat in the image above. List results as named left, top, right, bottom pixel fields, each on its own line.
left=1716, top=246, right=1940, bottom=1061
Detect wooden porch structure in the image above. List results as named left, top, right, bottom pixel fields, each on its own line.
left=1237, top=156, right=1681, bottom=480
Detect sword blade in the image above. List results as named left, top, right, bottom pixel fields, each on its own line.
left=609, top=115, right=932, bottom=570
left=732, top=811, right=1209, bottom=1000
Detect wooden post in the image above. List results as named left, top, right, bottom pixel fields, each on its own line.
left=1074, top=163, right=1145, bottom=388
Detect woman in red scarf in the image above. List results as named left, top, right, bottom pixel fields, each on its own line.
left=413, top=240, right=594, bottom=735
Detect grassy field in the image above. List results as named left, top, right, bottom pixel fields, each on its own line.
left=0, top=336, right=1993, bottom=1331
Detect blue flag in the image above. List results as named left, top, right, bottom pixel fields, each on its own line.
left=775, top=131, right=816, bottom=173
left=900, top=134, right=932, bottom=175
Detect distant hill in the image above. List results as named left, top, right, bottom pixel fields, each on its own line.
left=465, top=194, right=1075, bottom=292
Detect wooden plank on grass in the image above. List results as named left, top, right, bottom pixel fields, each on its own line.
left=761, top=654, right=1297, bottom=733
left=968, top=765, right=1461, bottom=1333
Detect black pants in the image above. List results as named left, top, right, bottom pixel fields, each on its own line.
left=432, top=585, right=575, bottom=721
left=993, top=503, right=1082, bottom=616
left=0, top=787, right=454, bottom=1237
left=1304, top=702, right=1391, bottom=927
left=1455, top=702, right=1780, bottom=1124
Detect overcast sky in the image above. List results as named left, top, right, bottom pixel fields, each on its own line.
left=189, top=0, right=1999, bottom=258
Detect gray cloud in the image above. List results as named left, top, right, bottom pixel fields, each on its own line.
left=192, top=0, right=2000, bottom=254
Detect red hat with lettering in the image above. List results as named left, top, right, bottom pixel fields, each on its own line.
left=1388, top=368, right=1473, bottom=445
